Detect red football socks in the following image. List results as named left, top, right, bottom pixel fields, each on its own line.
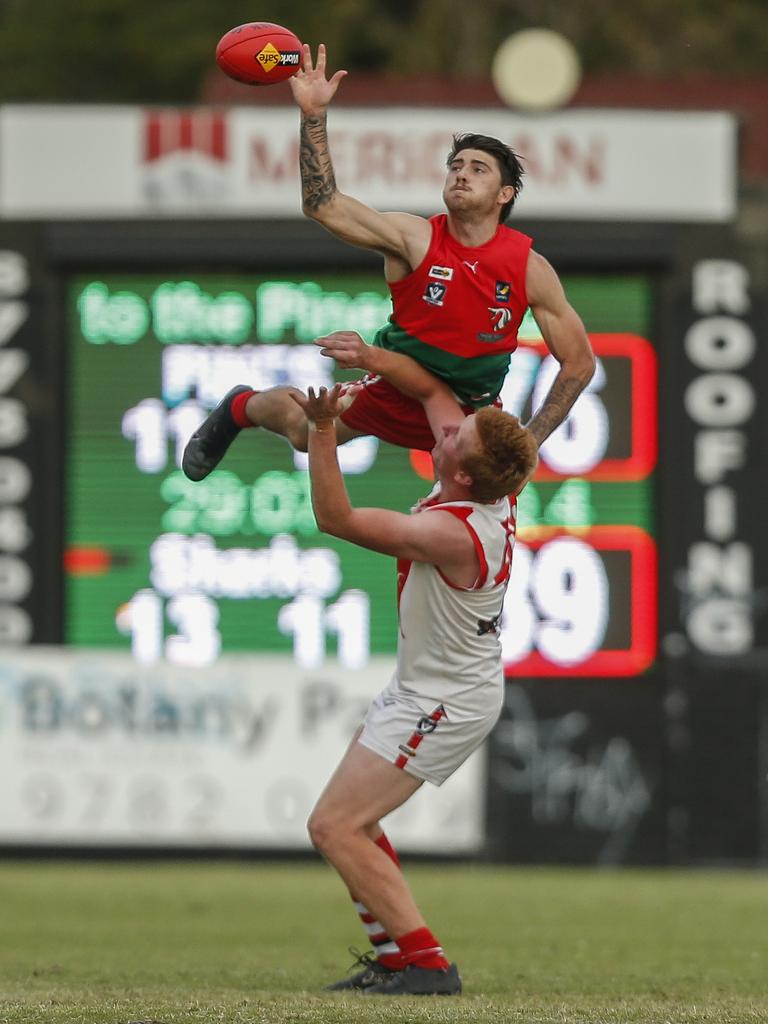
left=229, top=389, right=256, bottom=428
left=350, top=832, right=405, bottom=970
left=374, top=831, right=400, bottom=868
left=348, top=834, right=449, bottom=972
left=395, top=926, right=450, bottom=970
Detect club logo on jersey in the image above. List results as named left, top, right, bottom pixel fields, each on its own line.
left=476, top=613, right=501, bottom=636
left=428, top=265, right=454, bottom=280
left=423, top=282, right=447, bottom=306
left=488, top=306, right=513, bottom=329
left=476, top=305, right=513, bottom=342
left=495, top=280, right=511, bottom=303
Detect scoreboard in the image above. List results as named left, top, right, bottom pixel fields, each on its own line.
left=65, top=272, right=657, bottom=677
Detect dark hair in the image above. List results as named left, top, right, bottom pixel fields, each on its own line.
left=460, top=407, right=538, bottom=501
left=447, top=133, right=525, bottom=223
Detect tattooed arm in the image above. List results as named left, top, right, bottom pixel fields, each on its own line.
left=290, top=44, right=430, bottom=262
left=524, top=251, right=596, bottom=446
left=299, top=110, right=338, bottom=214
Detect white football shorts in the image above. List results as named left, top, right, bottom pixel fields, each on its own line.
left=358, top=675, right=504, bottom=786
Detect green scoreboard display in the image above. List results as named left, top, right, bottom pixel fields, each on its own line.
left=65, top=273, right=657, bottom=677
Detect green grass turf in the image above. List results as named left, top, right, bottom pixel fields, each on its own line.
left=0, top=860, right=766, bottom=1023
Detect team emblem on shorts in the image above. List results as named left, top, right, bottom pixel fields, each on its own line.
left=423, top=282, right=447, bottom=307
left=395, top=704, right=447, bottom=767
left=495, top=280, right=511, bottom=303
left=428, top=265, right=454, bottom=280
left=416, top=715, right=440, bottom=735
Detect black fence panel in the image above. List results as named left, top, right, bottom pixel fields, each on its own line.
left=486, top=678, right=667, bottom=866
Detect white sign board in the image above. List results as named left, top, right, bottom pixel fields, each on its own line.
left=0, top=648, right=486, bottom=853
left=0, top=104, right=736, bottom=221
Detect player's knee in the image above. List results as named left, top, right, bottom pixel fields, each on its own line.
left=287, top=427, right=308, bottom=453
left=307, top=809, right=352, bottom=855
left=307, top=810, right=333, bottom=853
left=285, top=414, right=309, bottom=452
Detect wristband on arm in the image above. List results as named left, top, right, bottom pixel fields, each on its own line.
left=308, top=419, right=335, bottom=434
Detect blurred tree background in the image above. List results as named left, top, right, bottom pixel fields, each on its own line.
left=0, top=0, right=765, bottom=103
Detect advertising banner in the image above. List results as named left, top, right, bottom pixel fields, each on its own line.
left=0, top=226, right=61, bottom=644
left=663, top=260, right=768, bottom=656
left=485, top=679, right=666, bottom=865
left=0, top=105, right=736, bottom=221
left=0, top=649, right=487, bottom=853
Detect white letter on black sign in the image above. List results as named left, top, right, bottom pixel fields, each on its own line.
left=692, top=260, right=750, bottom=314
left=694, top=430, right=746, bottom=484
left=684, top=375, right=755, bottom=427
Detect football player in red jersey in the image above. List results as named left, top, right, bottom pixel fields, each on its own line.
left=182, top=44, right=594, bottom=482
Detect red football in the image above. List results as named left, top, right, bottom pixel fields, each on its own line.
left=216, top=22, right=303, bottom=86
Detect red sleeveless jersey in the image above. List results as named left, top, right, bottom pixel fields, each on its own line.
left=373, top=214, right=533, bottom=406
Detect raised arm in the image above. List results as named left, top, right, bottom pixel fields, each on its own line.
left=290, top=45, right=430, bottom=263
left=525, top=251, right=596, bottom=446
left=290, top=385, right=477, bottom=578
left=316, top=331, right=464, bottom=437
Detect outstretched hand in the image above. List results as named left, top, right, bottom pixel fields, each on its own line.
left=289, top=43, right=347, bottom=115
left=315, top=331, right=373, bottom=371
left=290, top=383, right=346, bottom=429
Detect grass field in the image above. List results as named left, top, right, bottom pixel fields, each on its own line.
left=0, top=860, right=766, bottom=1024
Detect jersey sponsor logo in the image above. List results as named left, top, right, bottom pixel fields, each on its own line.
left=423, top=281, right=447, bottom=306
left=495, top=280, right=511, bottom=303
left=463, top=260, right=479, bottom=274
left=428, top=265, right=454, bottom=280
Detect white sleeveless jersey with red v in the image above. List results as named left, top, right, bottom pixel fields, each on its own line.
left=395, top=495, right=516, bottom=705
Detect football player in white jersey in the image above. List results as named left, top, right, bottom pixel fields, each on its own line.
left=291, top=331, right=538, bottom=996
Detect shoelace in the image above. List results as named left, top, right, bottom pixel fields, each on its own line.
left=345, top=946, right=379, bottom=973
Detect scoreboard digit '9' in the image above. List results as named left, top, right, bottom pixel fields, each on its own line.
left=65, top=272, right=657, bottom=677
